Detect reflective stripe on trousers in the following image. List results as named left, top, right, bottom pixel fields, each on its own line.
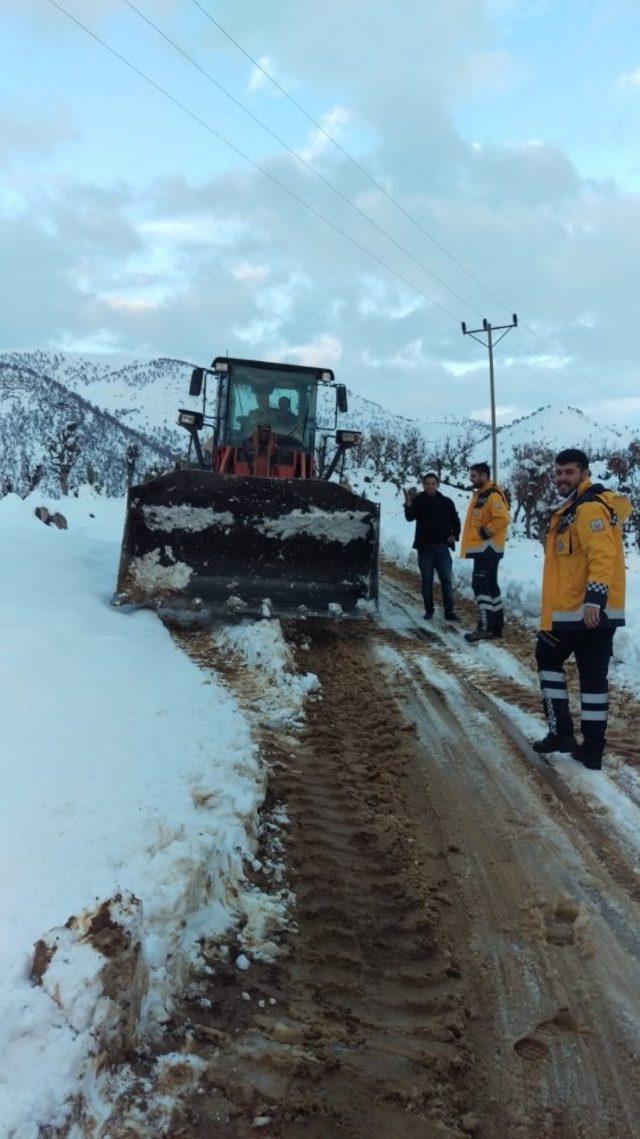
left=471, top=550, right=503, bottom=634
left=535, top=628, right=614, bottom=742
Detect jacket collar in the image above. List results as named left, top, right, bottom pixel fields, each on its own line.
left=557, top=477, right=592, bottom=513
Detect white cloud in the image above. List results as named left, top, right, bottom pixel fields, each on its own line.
left=503, top=353, right=572, bottom=371
left=470, top=403, right=520, bottom=424
left=246, top=56, right=276, bottom=94
left=276, top=333, right=342, bottom=367
left=231, top=262, right=270, bottom=283
left=296, top=106, right=353, bottom=163
left=443, top=359, right=486, bottom=377
left=2, top=0, right=640, bottom=425
left=358, top=279, right=424, bottom=320
left=574, top=312, right=596, bottom=329
left=616, top=66, right=640, bottom=89
left=105, top=297, right=159, bottom=313
left=140, top=217, right=243, bottom=246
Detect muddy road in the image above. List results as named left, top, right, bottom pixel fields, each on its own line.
left=140, top=570, right=640, bottom=1138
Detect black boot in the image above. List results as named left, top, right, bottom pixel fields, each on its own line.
left=572, top=740, right=604, bottom=770
left=464, top=628, right=492, bottom=642
left=533, top=732, right=577, bottom=755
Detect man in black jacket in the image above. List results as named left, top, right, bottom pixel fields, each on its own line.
left=404, top=473, right=461, bottom=621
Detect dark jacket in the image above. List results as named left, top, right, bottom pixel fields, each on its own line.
left=404, top=491, right=461, bottom=550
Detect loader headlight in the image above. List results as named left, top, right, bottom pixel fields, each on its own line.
left=321, top=370, right=334, bottom=382
left=336, top=429, right=361, bottom=448
left=213, top=358, right=229, bottom=373
left=177, top=409, right=204, bottom=429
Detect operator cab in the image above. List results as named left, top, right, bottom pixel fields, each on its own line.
left=223, top=360, right=322, bottom=451
left=181, top=356, right=355, bottom=480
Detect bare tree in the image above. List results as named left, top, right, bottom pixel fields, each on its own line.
left=20, top=454, right=45, bottom=495
left=606, top=441, right=640, bottom=549
left=124, top=441, right=140, bottom=488
left=510, top=443, right=557, bottom=540
left=46, top=422, right=81, bottom=496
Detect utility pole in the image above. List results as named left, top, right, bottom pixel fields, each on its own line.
left=461, top=314, right=518, bottom=483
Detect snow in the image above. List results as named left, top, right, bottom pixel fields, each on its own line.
left=490, top=697, right=640, bottom=867
left=259, top=506, right=372, bottom=542
left=141, top=504, right=235, bottom=531
left=0, top=490, right=283, bottom=1135
left=0, top=350, right=491, bottom=465
left=468, top=405, right=627, bottom=473
left=353, top=470, right=640, bottom=697
left=372, top=462, right=640, bottom=876
left=128, top=547, right=193, bottom=591
left=215, top=617, right=320, bottom=727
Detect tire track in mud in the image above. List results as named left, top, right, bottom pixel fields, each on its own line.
left=167, top=621, right=477, bottom=1138
left=377, top=575, right=640, bottom=1139
left=111, top=598, right=640, bottom=1139
left=380, top=574, right=640, bottom=909
left=381, top=558, right=640, bottom=769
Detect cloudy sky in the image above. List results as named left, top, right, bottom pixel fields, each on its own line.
left=2, top=0, right=640, bottom=423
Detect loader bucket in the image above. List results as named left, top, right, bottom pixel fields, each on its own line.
left=116, top=470, right=379, bottom=621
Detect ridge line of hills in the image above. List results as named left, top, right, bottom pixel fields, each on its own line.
left=0, top=350, right=630, bottom=498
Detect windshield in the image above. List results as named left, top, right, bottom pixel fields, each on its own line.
left=226, top=364, right=318, bottom=450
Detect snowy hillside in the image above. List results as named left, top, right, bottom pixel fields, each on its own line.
left=323, top=387, right=488, bottom=452
left=0, top=361, right=172, bottom=497
left=0, top=350, right=199, bottom=453
left=0, top=351, right=634, bottom=500
left=0, top=350, right=489, bottom=469
left=469, top=405, right=628, bottom=473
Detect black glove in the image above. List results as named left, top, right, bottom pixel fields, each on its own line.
left=447, top=536, right=456, bottom=548
left=479, top=525, right=491, bottom=540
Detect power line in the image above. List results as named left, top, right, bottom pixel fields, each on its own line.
left=190, top=0, right=515, bottom=315
left=191, top=0, right=605, bottom=402
left=45, top=0, right=464, bottom=322
left=121, top=0, right=485, bottom=319
left=127, top=1, right=589, bottom=402
left=45, top=1, right=593, bottom=406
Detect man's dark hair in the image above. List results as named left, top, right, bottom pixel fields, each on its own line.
left=555, top=448, right=589, bottom=469
left=470, top=462, right=490, bottom=477
left=423, top=472, right=439, bottom=483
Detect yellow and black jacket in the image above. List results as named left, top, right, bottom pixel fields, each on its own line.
left=541, top=479, right=631, bottom=633
left=460, top=482, right=510, bottom=557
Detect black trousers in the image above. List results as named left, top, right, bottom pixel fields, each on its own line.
left=535, top=628, right=615, bottom=743
left=417, top=544, right=455, bottom=616
left=470, top=550, right=504, bottom=634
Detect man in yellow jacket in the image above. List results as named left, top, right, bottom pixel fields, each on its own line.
left=460, top=462, right=510, bottom=642
left=533, top=448, right=631, bottom=770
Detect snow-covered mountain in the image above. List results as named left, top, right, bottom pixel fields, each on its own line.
left=0, top=359, right=172, bottom=497
left=0, top=351, right=633, bottom=498
left=0, top=350, right=490, bottom=467
left=469, top=405, right=627, bottom=473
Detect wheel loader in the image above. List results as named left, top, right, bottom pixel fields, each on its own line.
left=115, top=356, right=379, bottom=622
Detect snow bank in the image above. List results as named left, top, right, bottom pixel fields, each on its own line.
left=215, top=617, right=320, bottom=727
left=0, top=491, right=272, bottom=1135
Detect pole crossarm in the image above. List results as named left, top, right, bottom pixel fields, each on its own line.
left=460, top=313, right=518, bottom=484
